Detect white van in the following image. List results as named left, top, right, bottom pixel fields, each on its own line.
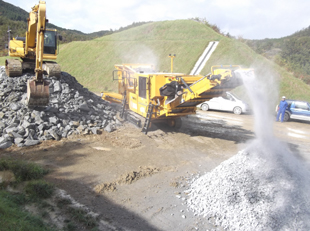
left=198, top=92, right=250, bottom=115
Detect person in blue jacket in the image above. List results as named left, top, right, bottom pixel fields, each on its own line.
left=276, top=96, right=288, bottom=122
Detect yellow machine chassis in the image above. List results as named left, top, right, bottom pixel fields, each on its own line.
left=102, top=64, right=247, bottom=133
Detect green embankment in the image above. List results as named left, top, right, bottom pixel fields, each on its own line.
left=0, top=56, right=8, bottom=64
left=2, top=19, right=310, bottom=102
left=56, top=20, right=222, bottom=92
left=56, top=19, right=310, bottom=102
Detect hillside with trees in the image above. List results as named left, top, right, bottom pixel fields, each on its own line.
left=0, top=0, right=112, bottom=55
left=0, top=0, right=153, bottom=56
left=245, top=26, right=310, bottom=84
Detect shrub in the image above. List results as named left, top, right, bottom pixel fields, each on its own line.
left=25, top=180, right=55, bottom=199
left=0, top=159, right=11, bottom=171
left=68, top=207, right=98, bottom=228
left=0, top=158, right=48, bottom=182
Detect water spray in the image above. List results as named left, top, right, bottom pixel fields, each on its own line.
left=186, top=68, right=310, bottom=230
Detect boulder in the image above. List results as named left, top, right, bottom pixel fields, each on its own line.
left=53, top=81, right=62, bottom=92
left=24, top=139, right=40, bottom=146
left=104, top=123, right=115, bottom=133
left=14, top=138, right=24, bottom=144
left=0, top=141, right=12, bottom=149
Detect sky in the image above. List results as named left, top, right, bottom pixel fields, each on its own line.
left=3, top=0, right=310, bottom=39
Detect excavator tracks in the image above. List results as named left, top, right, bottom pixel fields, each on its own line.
left=43, top=62, right=61, bottom=78
left=5, top=59, right=22, bottom=77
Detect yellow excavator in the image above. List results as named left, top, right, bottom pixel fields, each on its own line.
left=102, top=63, right=249, bottom=134
left=5, top=1, right=61, bottom=106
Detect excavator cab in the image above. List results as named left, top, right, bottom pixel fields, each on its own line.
left=43, top=29, right=62, bottom=55
left=44, top=30, right=56, bottom=54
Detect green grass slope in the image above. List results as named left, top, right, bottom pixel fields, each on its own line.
left=3, top=19, right=310, bottom=102
left=57, top=19, right=310, bottom=102
left=0, top=56, right=8, bottom=64
left=57, top=20, right=222, bottom=92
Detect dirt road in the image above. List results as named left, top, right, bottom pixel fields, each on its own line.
left=1, top=110, right=310, bottom=230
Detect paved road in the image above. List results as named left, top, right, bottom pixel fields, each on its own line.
left=195, top=109, right=310, bottom=164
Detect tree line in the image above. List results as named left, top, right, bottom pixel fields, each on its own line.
left=246, top=26, right=310, bottom=84
left=0, top=0, right=150, bottom=56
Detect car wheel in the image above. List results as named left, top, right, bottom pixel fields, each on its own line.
left=233, top=106, right=242, bottom=115
left=283, top=112, right=290, bottom=122
left=201, top=103, right=209, bottom=111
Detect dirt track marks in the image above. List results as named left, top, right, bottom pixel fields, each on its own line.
left=94, top=166, right=160, bottom=194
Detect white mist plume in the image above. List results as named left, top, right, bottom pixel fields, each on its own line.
left=186, top=68, right=310, bottom=230
left=235, top=69, right=275, bottom=141
left=120, top=44, right=159, bottom=68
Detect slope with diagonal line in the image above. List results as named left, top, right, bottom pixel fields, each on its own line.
left=55, top=20, right=310, bottom=102
left=190, top=41, right=219, bottom=75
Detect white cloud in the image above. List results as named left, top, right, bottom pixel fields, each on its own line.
left=3, top=0, right=310, bottom=39
left=211, top=0, right=251, bottom=9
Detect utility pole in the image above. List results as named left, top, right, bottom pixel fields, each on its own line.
left=169, top=54, right=176, bottom=73
left=7, top=26, right=11, bottom=56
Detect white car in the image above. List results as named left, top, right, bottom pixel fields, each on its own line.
left=198, top=92, right=250, bottom=115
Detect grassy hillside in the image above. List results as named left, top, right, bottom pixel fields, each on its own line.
left=2, top=19, right=310, bottom=103
left=57, top=20, right=222, bottom=92
left=56, top=19, right=310, bottom=103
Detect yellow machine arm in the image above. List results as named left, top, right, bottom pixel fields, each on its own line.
left=26, top=1, right=50, bottom=106
left=102, top=64, right=249, bottom=134
left=29, top=1, right=46, bottom=81
left=5, top=1, right=62, bottom=107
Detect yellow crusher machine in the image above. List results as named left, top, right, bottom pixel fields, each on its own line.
left=102, top=64, right=248, bottom=134
left=5, top=1, right=62, bottom=106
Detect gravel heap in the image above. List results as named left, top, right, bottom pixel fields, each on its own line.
left=186, top=139, right=310, bottom=230
left=0, top=66, right=117, bottom=149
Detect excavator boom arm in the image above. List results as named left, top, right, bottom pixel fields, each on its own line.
left=34, top=1, right=46, bottom=81
left=26, top=1, right=49, bottom=106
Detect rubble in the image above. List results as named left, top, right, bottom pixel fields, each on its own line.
left=186, top=69, right=310, bottom=230
left=0, top=66, right=118, bottom=149
left=186, top=141, right=310, bottom=230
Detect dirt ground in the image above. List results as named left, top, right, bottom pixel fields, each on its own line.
left=1, top=110, right=310, bottom=230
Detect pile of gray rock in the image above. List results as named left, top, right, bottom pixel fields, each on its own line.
left=186, top=139, right=310, bottom=230
left=0, top=66, right=118, bottom=149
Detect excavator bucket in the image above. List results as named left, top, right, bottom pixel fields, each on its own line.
left=26, top=78, right=49, bottom=107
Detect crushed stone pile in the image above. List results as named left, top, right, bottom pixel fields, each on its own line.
left=186, top=140, right=310, bottom=231
left=0, top=66, right=118, bottom=149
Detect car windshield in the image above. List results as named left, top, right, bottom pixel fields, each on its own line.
left=227, top=92, right=240, bottom=100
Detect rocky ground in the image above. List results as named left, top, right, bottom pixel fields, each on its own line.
left=1, top=67, right=310, bottom=230
left=0, top=66, right=118, bottom=149
left=1, top=109, right=310, bottom=230
left=187, top=139, right=310, bottom=230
